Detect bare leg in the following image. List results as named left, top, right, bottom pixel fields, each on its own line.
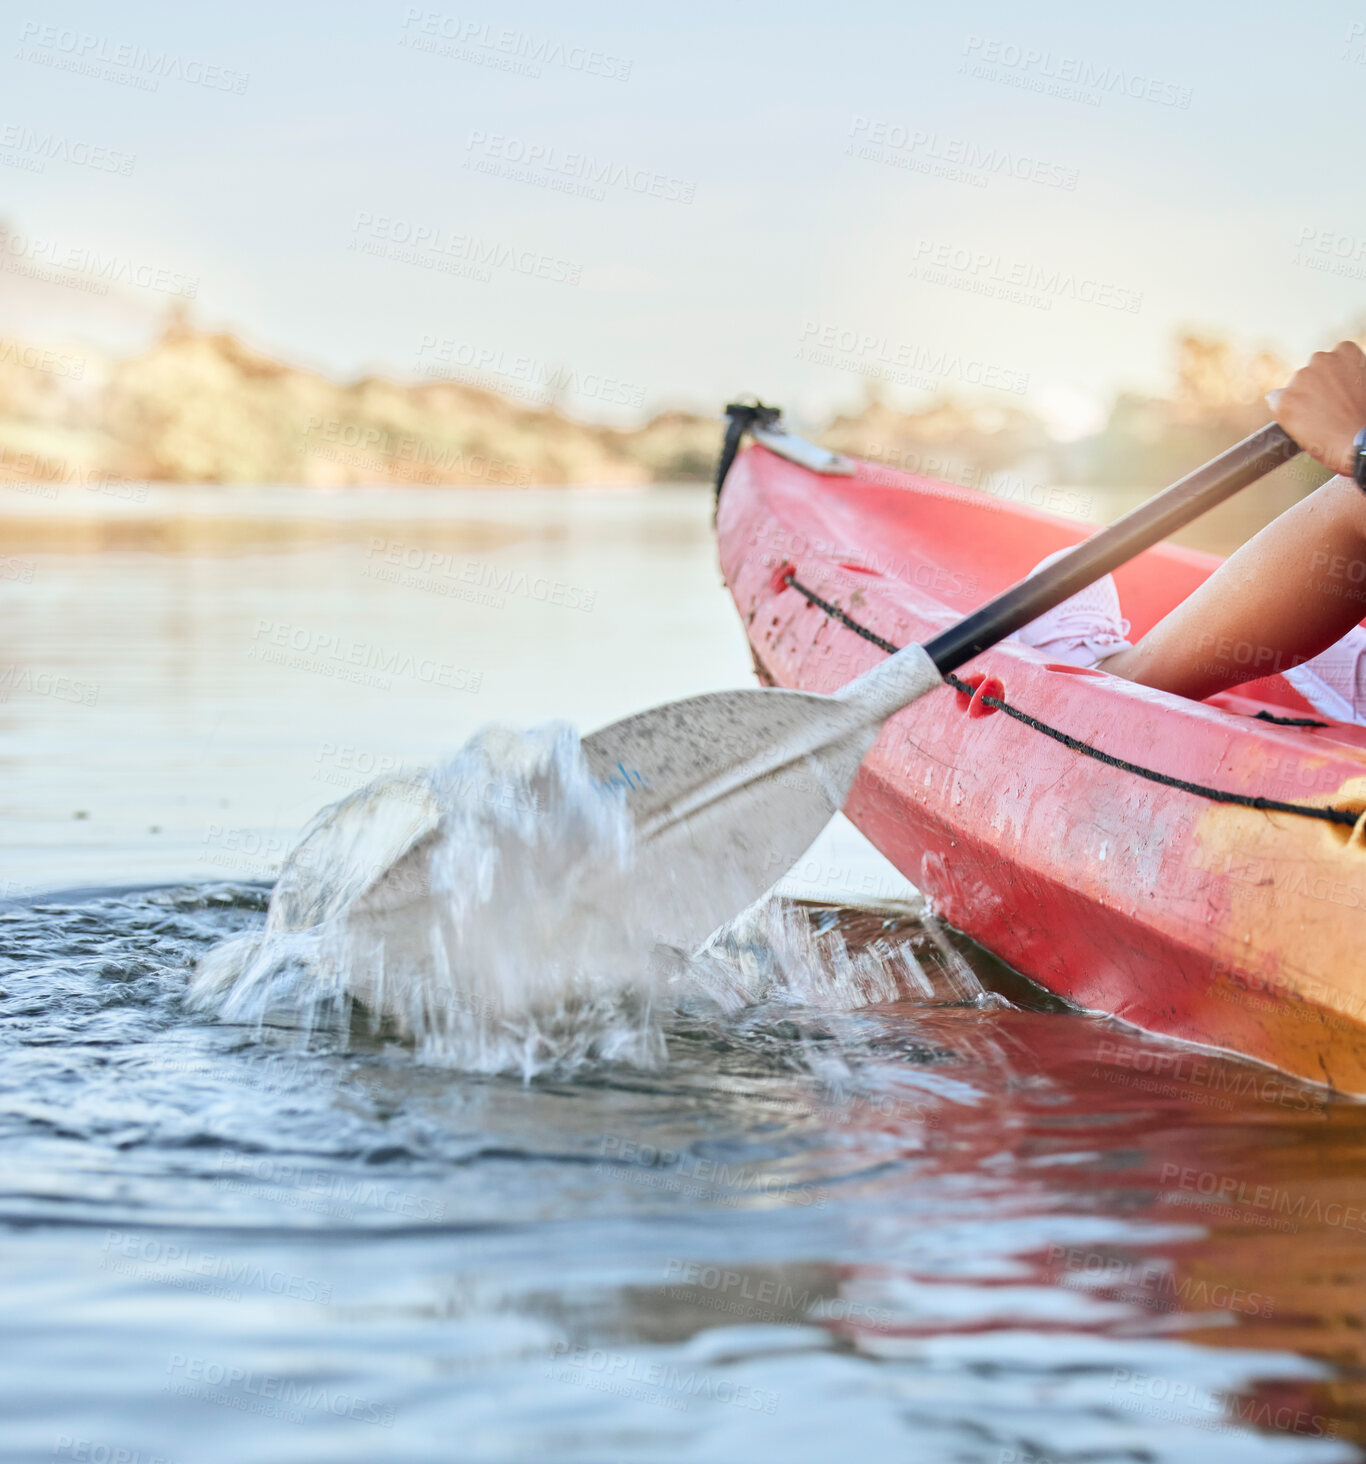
left=1100, top=474, right=1366, bottom=700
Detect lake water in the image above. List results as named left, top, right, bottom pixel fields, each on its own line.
left=2, top=483, right=1364, bottom=1463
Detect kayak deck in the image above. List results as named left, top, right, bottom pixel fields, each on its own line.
left=718, top=443, right=1366, bottom=1093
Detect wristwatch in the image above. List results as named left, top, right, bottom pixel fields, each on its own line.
left=1354, top=426, right=1366, bottom=489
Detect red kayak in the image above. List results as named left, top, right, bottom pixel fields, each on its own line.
left=717, top=432, right=1366, bottom=1093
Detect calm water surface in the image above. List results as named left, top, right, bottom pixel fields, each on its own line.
left=2, top=484, right=1365, bottom=1463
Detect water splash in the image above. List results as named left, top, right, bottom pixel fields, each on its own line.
left=190, top=723, right=983, bottom=1077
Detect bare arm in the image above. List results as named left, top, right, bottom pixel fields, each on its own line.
left=1100, top=342, right=1366, bottom=699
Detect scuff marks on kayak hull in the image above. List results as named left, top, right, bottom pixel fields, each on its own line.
left=720, top=442, right=1366, bottom=1093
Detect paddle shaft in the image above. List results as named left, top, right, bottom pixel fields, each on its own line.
left=921, top=423, right=1300, bottom=676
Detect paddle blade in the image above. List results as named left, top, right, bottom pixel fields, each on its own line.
left=271, top=646, right=941, bottom=957
left=579, top=686, right=883, bottom=951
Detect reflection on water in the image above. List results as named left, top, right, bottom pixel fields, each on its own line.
left=2, top=485, right=1365, bottom=1461
left=3, top=885, right=1364, bottom=1462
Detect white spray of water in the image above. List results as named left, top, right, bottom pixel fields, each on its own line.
left=190, top=723, right=982, bottom=1077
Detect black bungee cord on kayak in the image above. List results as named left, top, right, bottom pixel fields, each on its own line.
left=716, top=402, right=1364, bottom=830
left=780, top=569, right=1363, bottom=831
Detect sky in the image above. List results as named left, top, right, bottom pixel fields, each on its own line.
left=3, top=0, right=1366, bottom=436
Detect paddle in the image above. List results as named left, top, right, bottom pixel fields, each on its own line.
left=281, top=420, right=1299, bottom=956
left=574, top=420, right=1300, bottom=951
